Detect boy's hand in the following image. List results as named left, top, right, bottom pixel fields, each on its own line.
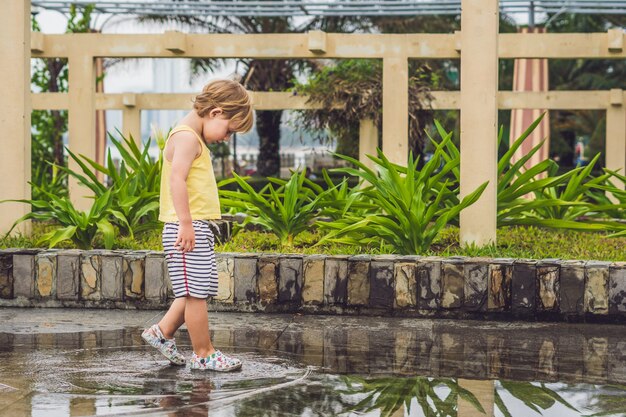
left=175, top=222, right=195, bottom=252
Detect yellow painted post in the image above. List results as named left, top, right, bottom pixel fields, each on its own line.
left=606, top=89, right=626, bottom=194
left=359, top=119, right=378, bottom=171
left=458, top=379, right=495, bottom=417
left=68, top=53, right=96, bottom=211
left=459, top=0, right=499, bottom=246
left=382, top=57, right=409, bottom=165
left=0, top=0, right=31, bottom=235
left=122, top=93, right=142, bottom=147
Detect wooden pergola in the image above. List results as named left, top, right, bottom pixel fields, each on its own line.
left=1, top=0, right=625, bottom=247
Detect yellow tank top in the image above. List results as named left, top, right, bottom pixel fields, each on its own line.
left=158, top=125, right=222, bottom=222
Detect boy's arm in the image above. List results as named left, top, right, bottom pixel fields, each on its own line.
left=169, top=133, right=201, bottom=252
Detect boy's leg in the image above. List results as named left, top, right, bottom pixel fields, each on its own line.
left=158, top=297, right=186, bottom=339
left=142, top=297, right=187, bottom=365
left=185, top=296, right=215, bottom=358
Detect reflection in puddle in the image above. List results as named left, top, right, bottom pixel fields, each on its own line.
left=1, top=321, right=625, bottom=416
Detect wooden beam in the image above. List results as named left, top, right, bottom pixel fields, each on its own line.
left=459, top=0, right=499, bottom=246
left=382, top=57, right=409, bottom=165
left=359, top=119, right=378, bottom=171
left=0, top=0, right=31, bottom=235
left=67, top=53, right=96, bottom=211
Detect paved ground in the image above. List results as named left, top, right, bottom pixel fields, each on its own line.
left=1, top=308, right=625, bottom=416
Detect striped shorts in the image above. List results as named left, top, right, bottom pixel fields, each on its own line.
left=162, top=220, right=218, bottom=299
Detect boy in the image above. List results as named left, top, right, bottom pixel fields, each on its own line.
left=142, top=79, right=253, bottom=371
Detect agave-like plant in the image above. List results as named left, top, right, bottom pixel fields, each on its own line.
left=341, top=375, right=484, bottom=417
left=317, top=140, right=488, bottom=255
left=219, top=169, right=338, bottom=246
left=2, top=184, right=118, bottom=249
left=434, top=115, right=626, bottom=234
left=56, top=131, right=162, bottom=237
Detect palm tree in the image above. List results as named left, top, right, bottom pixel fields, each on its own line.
left=137, top=14, right=370, bottom=177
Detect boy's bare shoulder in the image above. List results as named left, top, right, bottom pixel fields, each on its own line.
left=165, top=130, right=201, bottom=161
left=169, top=129, right=199, bottom=145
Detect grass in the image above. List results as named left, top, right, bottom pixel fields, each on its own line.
left=1, top=222, right=625, bottom=261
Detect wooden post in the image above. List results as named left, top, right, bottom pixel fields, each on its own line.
left=122, top=93, right=142, bottom=147
left=68, top=53, right=96, bottom=211
left=606, top=88, right=626, bottom=194
left=458, top=379, right=495, bottom=417
left=359, top=119, right=378, bottom=171
left=382, top=57, right=409, bottom=165
left=0, top=0, right=31, bottom=235
left=459, top=0, right=499, bottom=246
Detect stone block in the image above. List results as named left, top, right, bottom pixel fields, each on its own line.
left=323, top=327, right=348, bottom=373
left=101, top=254, right=124, bottom=301
left=35, top=252, right=56, bottom=299
left=464, top=258, right=489, bottom=311
left=487, top=334, right=511, bottom=380
left=584, top=337, right=608, bottom=383
left=440, top=332, right=464, bottom=376
left=608, top=338, right=626, bottom=384
left=560, top=260, right=585, bottom=315
left=56, top=251, right=81, bottom=301
left=488, top=259, right=513, bottom=311
left=512, top=259, right=537, bottom=315
left=417, top=257, right=441, bottom=310
left=302, top=255, right=324, bottom=305
left=0, top=252, right=13, bottom=299
left=369, top=259, right=394, bottom=309
left=609, top=262, right=626, bottom=315
left=585, top=261, right=609, bottom=315
left=80, top=251, right=102, bottom=300
left=123, top=252, right=145, bottom=300
left=394, top=329, right=418, bottom=374
left=346, top=328, right=371, bottom=373
left=537, top=260, right=560, bottom=312
left=442, top=258, right=464, bottom=309
left=347, top=255, right=370, bottom=306
left=301, top=328, right=324, bottom=367
left=394, top=262, right=417, bottom=308
left=13, top=254, right=35, bottom=299
left=234, top=255, right=257, bottom=303
left=324, top=256, right=348, bottom=305
left=557, top=332, right=584, bottom=383
left=463, top=333, right=488, bottom=379
left=279, top=256, right=303, bottom=303
left=537, top=338, right=558, bottom=381
left=258, top=255, right=278, bottom=304
left=508, top=337, right=540, bottom=381
left=215, top=255, right=235, bottom=303
left=145, top=253, right=168, bottom=302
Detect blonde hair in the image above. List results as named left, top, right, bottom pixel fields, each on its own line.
left=193, top=79, right=254, bottom=133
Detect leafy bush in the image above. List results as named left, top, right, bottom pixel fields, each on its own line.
left=434, top=114, right=626, bottom=234
left=220, top=169, right=338, bottom=246
left=2, top=185, right=116, bottom=249
left=2, top=131, right=162, bottom=248
left=317, top=143, right=488, bottom=255
left=57, top=132, right=162, bottom=237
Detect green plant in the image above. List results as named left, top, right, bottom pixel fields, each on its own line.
left=2, top=185, right=117, bottom=249
left=341, top=375, right=484, bottom=417
left=496, top=381, right=578, bottom=417
left=434, top=115, right=626, bottom=234
left=318, top=145, right=488, bottom=255
left=220, top=169, right=338, bottom=246
left=57, top=131, right=162, bottom=237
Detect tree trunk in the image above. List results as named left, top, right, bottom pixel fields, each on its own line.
left=256, top=110, right=282, bottom=177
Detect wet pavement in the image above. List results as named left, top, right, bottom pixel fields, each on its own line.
left=1, top=308, right=625, bottom=416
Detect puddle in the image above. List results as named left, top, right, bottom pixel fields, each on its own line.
left=0, top=314, right=625, bottom=416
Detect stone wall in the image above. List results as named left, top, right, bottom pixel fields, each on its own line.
left=1, top=249, right=625, bottom=322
